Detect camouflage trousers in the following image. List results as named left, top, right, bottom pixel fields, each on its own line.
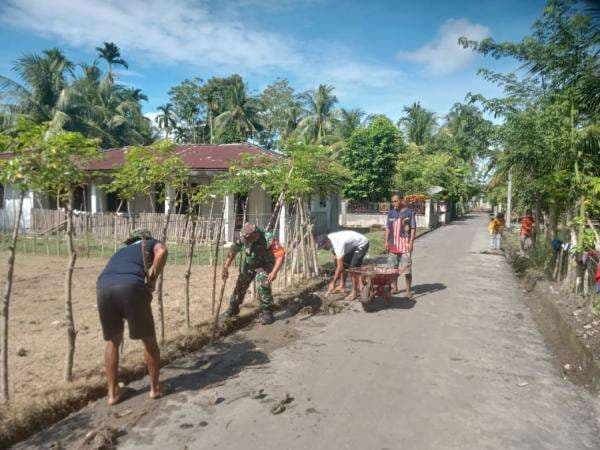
left=229, top=267, right=274, bottom=311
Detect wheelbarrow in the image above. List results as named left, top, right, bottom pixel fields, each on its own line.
left=347, top=264, right=411, bottom=312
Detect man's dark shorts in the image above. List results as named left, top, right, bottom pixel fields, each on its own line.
left=343, top=243, right=370, bottom=268
left=97, top=283, right=155, bottom=341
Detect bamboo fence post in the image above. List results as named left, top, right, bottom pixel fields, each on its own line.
left=113, top=215, right=117, bottom=253
left=56, top=205, right=61, bottom=257
left=211, top=217, right=224, bottom=316
left=63, top=194, right=77, bottom=382
left=184, top=214, right=198, bottom=328
left=1, top=191, right=25, bottom=402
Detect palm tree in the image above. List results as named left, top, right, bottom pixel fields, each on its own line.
left=95, top=42, right=128, bottom=82
left=213, top=78, right=261, bottom=140
left=61, top=74, right=151, bottom=147
left=0, top=48, right=74, bottom=125
left=124, top=88, right=148, bottom=103
left=298, top=84, right=338, bottom=143
left=156, top=103, right=177, bottom=139
left=397, top=102, right=437, bottom=145
left=173, top=126, right=188, bottom=143
left=336, top=108, right=365, bottom=139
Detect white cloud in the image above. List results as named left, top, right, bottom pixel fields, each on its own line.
left=1, top=0, right=301, bottom=72
left=0, top=0, right=401, bottom=103
left=397, top=18, right=490, bottom=75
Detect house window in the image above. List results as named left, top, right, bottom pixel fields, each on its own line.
left=0, top=184, right=4, bottom=209
left=154, top=183, right=165, bottom=213
left=106, top=192, right=121, bottom=212
left=73, top=185, right=88, bottom=211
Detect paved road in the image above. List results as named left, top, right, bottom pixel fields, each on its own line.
left=19, top=214, right=600, bottom=449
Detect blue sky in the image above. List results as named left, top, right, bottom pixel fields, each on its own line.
left=0, top=0, right=546, bottom=122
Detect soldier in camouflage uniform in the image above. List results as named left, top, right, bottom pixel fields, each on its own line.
left=222, top=223, right=286, bottom=325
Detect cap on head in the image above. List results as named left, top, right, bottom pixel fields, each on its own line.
left=124, top=228, right=153, bottom=245
left=240, top=223, right=257, bottom=243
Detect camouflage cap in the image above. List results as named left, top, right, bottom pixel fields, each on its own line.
left=129, top=228, right=153, bottom=241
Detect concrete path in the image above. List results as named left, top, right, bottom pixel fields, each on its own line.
left=19, top=214, right=600, bottom=449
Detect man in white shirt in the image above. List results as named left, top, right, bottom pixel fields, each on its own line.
left=317, top=230, right=370, bottom=301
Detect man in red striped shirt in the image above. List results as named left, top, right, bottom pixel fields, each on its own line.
left=384, top=193, right=416, bottom=297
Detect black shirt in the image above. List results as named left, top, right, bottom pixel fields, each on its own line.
left=97, top=238, right=159, bottom=288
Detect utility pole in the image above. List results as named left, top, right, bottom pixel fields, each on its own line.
left=506, top=169, right=513, bottom=229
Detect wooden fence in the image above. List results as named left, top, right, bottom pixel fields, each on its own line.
left=29, top=209, right=223, bottom=245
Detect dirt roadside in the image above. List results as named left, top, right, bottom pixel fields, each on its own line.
left=503, top=233, right=600, bottom=391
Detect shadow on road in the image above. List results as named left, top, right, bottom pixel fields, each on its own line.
left=160, top=339, right=269, bottom=395
left=366, top=296, right=417, bottom=313
left=412, top=283, right=447, bottom=297
left=18, top=339, right=269, bottom=450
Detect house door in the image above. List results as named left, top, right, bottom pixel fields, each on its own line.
left=234, top=195, right=248, bottom=233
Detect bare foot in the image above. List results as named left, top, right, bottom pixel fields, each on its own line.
left=108, top=386, right=132, bottom=406
left=391, top=287, right=400, bottom=294
left=150, top=382, right=171, bottom=400
left=406, top=291, right=413, bottom=300
left=344, top=292, right=358, bottom=301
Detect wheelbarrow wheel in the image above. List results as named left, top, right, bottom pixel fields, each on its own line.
left=360, top=278, right=374, bottom=312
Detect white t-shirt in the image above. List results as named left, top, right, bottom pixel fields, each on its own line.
left=327, top=230, right=369, bottom=258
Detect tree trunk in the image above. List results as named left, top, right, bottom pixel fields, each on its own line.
left=547, top=202, right=558, bottom=244
left=184, top=214, right=198, bottom=328
left=533, top=193, right=542, bottom=244
left=64, top=194, right=77, bottom=382
left=209, top=109, right=213, bottom=145
left=211, top=217, right=223, bottom=315
left=1, top=191, right=25, bottom=402
left=156, top=202, right=173, bottom=344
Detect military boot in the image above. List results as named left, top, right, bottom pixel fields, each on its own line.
left=260, top=310, right=274, bottom=325
left=224, top=304, right=240, bottom=318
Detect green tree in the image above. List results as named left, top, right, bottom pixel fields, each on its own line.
left=397, top=102, right=437, bottom=145
left=35, top=130, right=101, bottom=381
left=341, top=116, right=404, bottom=201
left=335, top=108, right=365, bottom=140
left=461, top=0, right=600, bottom=247
left=0, top=120, right=46, bottom=402
left=155, top=103, right=177, bottom=140
left=214, top=76, right=261, bottom=142
left=1, top=47, right=152, bottom=147
left=0, top=48, right=74, bottom=126
left=95, top=42, right=128, bottom=82
left=258, top=79, right=298, bottom=149
left=298, top=84, right=338, bottom=143
left=168, top=78, right=204, bottom=143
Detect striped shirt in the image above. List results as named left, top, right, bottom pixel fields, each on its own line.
left=387, top=208, right=416, bottom=254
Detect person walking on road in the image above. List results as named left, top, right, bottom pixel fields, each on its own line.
left=96, top=229, right=168, bottom=405
left=385, top=193, right=416, bottom=298
left=222, top=223, right=286, bottom=325
left=318, top=230, right=370, bottom=301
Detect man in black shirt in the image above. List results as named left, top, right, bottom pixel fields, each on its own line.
left=96, top=229, right=168, bottom=405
